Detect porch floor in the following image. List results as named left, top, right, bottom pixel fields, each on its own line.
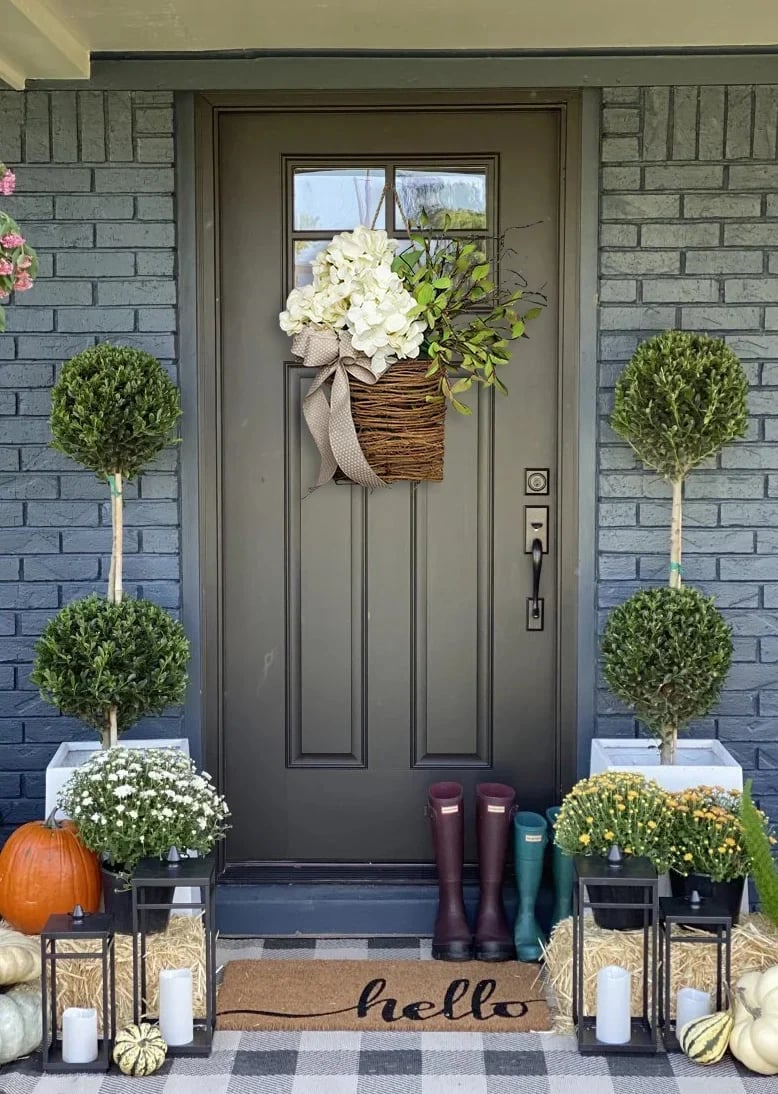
left=0, top=937, right=761, bottom=1092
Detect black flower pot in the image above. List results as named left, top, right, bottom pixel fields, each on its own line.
left=101, top=866, right=172, bottom=935
left=669, top=870, right=744, bottom=927
left=588, top=883, right=652, bottom=931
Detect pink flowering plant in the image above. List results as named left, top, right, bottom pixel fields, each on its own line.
left=0, top=163, right=38, bottom=332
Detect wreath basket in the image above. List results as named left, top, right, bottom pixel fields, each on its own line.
left=335, top=359, right=446, bottom=483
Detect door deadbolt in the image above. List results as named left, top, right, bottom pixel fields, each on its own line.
left=524, top=506, right=549, bottom=554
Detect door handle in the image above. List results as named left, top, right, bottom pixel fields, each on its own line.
left=530, top=538, right=543, bottom=619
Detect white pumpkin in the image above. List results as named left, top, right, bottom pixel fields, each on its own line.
left=730, top=967, right=778, bottom=1075
left=0, top=926, right=40, bottom=984
left=0, top=984, right=42, bottom=1065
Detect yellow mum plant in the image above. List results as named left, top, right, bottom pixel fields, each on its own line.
left=666, top=786, right=771, bottom=883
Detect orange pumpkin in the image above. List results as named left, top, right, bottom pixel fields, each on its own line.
left=0, top=810, right=101, bottom=934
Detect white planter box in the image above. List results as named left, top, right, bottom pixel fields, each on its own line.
left=46, top=738, right=194, bottom=915
left=46, top=738, right=191, bottom=819
left=590, top=738, right=742, bottom=793
left=590, top=737, right=746, bottom=913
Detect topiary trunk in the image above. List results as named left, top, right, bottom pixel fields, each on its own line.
left=106, top=471, right=123, bottom=749
left=670, top=478, right=683, bottom=590
left=660, top=727, right=677, bottom=765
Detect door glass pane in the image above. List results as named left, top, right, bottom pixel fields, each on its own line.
left=293, top=239, right=330, bottom=287
left=396, top=169, right=487, bottom=231
left=293, top=168, right=386, bottom=231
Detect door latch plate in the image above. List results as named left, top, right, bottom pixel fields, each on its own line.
left=524, top=506, right=549, bottom=554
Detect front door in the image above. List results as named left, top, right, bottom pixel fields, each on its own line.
left=203, top=95, right=579, bottom=893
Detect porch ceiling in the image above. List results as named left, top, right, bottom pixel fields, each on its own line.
left=1, top=0, right=778, bottom=88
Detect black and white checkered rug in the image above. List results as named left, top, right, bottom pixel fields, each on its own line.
left=0, top=937, right=769, bottom=1092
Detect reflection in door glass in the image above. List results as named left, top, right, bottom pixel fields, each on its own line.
left=293, top=239, right=330, bottom=287
left=293, top=168, right=386, bottom=231
left=396, top=169, right=487, bottom=230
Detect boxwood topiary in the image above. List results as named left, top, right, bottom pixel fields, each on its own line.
left=601, top=585, right=732, bottom=764
left=31, top=594, right=189, bottom=749
left=50, top=343, right=181, bottom=481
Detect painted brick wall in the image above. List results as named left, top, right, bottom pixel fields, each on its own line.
left=0, top=90, right=180, bottom=842
left=597, top=85, right=778, bottom=815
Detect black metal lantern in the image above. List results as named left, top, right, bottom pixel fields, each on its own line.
left=40, top=906, right=116, bottom=1073
left=659, top=891, right=732, bottom=1052
left=131, top=848, right=216, bottom=1056
left=572, top=848, right=660, bottom=1054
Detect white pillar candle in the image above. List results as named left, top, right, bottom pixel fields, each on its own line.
left=595, top=965, right=632, bottom=1045
left=159, top=968, right=194, bottom=1046
left=676, top=987, right=712, bottom=1035
left=62, top=1007, right=98, bottom=1064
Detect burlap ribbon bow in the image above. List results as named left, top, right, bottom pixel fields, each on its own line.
left=292, top=327, right=386, bottom=489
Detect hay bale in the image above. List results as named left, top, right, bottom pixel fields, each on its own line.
left=49, top=916, right=206, bottom=1030
left=544, top=913, right=778, bottom=1033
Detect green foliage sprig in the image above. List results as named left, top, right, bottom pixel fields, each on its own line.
left=392, top=212, right=544, bottom=414
left=51, top=343, right=181, bottom=479
left=740, top=779, right=778, bottom=926
left=602, top=586, right=732, bottom=761
left=666, top=786, right=753, bottom=883
left=32, top=595, right=189, bottom=747
left=611, top=330, right=748, bottom=481
left=59, top=746, right=229, bottom=876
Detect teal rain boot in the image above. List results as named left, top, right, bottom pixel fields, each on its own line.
left=546, top=805, right=574, bottom=931
left=513, top=811, right=548, bottom=962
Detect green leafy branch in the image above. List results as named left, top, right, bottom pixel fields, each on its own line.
left=740, top=779, right=778, bottom=926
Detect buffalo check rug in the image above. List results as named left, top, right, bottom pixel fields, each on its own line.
left=0, top=936, right=771, bottom=1094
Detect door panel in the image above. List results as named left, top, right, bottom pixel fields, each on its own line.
left=217, top=107, right=562, bottom=868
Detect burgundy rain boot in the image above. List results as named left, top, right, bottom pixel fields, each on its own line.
left=427, top=782, right=473, bottom=961
left=474, top=782, right=516, bottom=962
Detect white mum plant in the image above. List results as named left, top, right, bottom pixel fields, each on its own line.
left=279, top=225, right=427, bottom=375
left=60, top=746, right=230, bottom=877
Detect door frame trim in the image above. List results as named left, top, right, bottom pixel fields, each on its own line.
left=189, top=88, right=586, bottom=879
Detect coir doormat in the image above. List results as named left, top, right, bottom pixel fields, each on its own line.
left=216, top=959, right=551, bottom=1033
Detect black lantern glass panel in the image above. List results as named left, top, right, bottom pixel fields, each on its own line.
left=40, top=908, right=116, bottom=1073
left=131, top=850, right=216, bottom=1056
left=659, top=894, right=732, bottom=1052
left=572, top=852, right=660, bottom=1054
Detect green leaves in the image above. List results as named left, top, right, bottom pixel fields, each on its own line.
left=740, top=780, right=778, bottom=927
left=601, top=585, right=732, bottom=742
left=51, top=343, right=181, bottom=479
left=31, top=594, right=190, bottom=744
left=611, top=330, right=748, bottom=481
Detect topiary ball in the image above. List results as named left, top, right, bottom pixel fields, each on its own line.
left=31, top=595, right=189, bottom=741
left=51, top=343, right=181, bottom=479
left=601, top=585, right=732, bottom=739
left=611, top=330, right=748, bottom=480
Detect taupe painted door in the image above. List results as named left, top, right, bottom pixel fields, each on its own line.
left=217, top=105, right=562, bottom=871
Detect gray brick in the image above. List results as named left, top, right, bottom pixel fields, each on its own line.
left=96, top=278, right=175, bottom=305
left=14, top=167, right=91, bottom=192
left=601, top=194, right=680, bottom=220
left=57, top=308, right=136, bottom=333
left=601, top=167, right=640, bottom=192
left=0, top=93, right=22, bottom=161
left=754, top=86, right=778, bottom=158
left=684, top=194, right=763, bottom=219
left=600, top=472, right=671, bottom=499
left=748, top=391, right=778, bottom=415
left=685, top=473, right=766, bottom=499
left=56, top=251, right=135, bottom=278
left=599, top=223, right=639, bottom=248
left=599, top=502, right=637, bottom=526
left=0, top=419, right=51, bottom=445
left=16, top=280, right=92, bottom=307
left=722, top=443, right=778, bottom=470
left=599, top=555, right=637, bottom=579
left=134, top=582, right=179, bottom=609
left=0, top=476, right=60, bottom=502
left=599, top=305, right=676, bottom=331
left=50, top=92, right=77, bottom=162
left=642, top=87, right=670, bottom=160
left=106, top=92, right=133, bottom=161
left=603, top=88, right=640, bottom=104
left=725, top=336, right=778, bottom=360
left=136, top=138, right=174, bottom=163
left=61, top=529, right=138, bottom=553
left=0, top=529, right=58, bottom=554
left=96, top=223, right=175, bottom=249
left=109, top=500, right=178, bottom=526
left=26, top=501, right=98, bottom=526
left=698, top=86, right=726, bottom=159
left=94, top=168, right=174, bottom=193
left=133, top=107, right=173, bottom=133
left=599, top=280, right=637, bottom=303
left=601, top=528, right=755, bottom=553
left=642, top=223, right=720, bottom=247
left=602, top=138, right=640, bottom=162
left=685, top=250, right=764, bottom=275
left=729, top=165, right=778, bottom=189
left=721, top=556, right=778, bottom=580
left=721, top=501, right=778, bottom=526
left=55, top=195, right=134, bottom=220
left=139, top=475, right=178, bottom=500
left=602, top=250, right=681, bottom=275
left=122, top=554, right=180, bottom=580
left=23, top=556, right=100, bottom=581
left=132, top=92, right=174, bottom=105
left=16, top=335, right=93, bottom=360
left=644, top=165, right=725, bottom=190
left=2, top=196, right=53, bottom=220
left=718, top=717, right=778, bottom=741
left=725, top=223, right=778, bottom=247
left=0, top=584, right=56, bottom=609
left=642, top=279, right=718, bottom=303
left=3, top=309, right=54, bottom=333
left=137, top=308, right=176, bottom=332
left=765, top=586, right=778, bottom=607
left=639, top=500, right=718, bottom=526
left=135, top=196, right=174, bottom=220
left=758, top=530, right=778, bottom=553
left=726, top=86, right=754, bottom=159
left=105, top=333, right=176, bottom=359
left=23, top=92, right=50, bottom=162
left=77, top=91, right=106, bottom=161
left=672, top=86, right=698, bottom=159
left=141, top=528, right=179, bottom=552
left=135, top=251, right=175, bottom=277
left=0, top=453, right=18, bottom=472
left=0, top=504, right=22, bottom=527
left=27, top=223, right=94, bottom=249
left=681, top=306, right=761, bottom=330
